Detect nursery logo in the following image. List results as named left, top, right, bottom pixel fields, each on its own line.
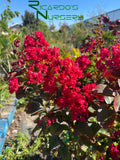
left=28, top=0, right=84, bottom=20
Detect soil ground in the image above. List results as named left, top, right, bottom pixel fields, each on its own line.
left=5, top=110, right=36, bottom=144
left=1, top=98, right=59, bottom=160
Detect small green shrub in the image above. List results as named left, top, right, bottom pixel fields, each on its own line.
left=0, top=132, right=43, bottom=160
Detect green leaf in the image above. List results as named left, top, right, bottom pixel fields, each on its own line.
left=50, top=123, right=69, bottom=135
left=49, top=136, right=60, bottom=149
left=79, top=135, right=92, bottom=147
left=91, top=153, right=97, bottom=160
left=54, top=109, right=72, bottom=124
left=88, top=122, right=101, bottom=138
left=74, top=120, right=101, bottom=138
left=16, top=86, right=26, bottom=99
left=32, top=124, right=41, bottom=134
left=7, top=0, right=11, bottom=3
left=80, top=144, right=88, bottom=152
left=0, top=35, right=10, bottom=51
left=14, top=11, right=20, bottom=17
left=113, top=91, right=120, bottom=112
left=97, top=106, right=116, bottom=128
left=40, top=91, right=52, bottom=101
left=10, top=33, right=18, bottom=41
left=40, top=117, right=47, bottom=129
left=92, top=84, right=114, bottom=97
left=0, top=104, right=4, bottom=108
left=25, top=101, right=40, bottom=114
left=56, top=81, right=62, bottom=87
left=34, top=117, right=40, bottom=123
left=105, top=96, right=114, bottom=104
left=88, top=117, right=97, bottom=122
left=98, top=128, right=110, bottom=137
left=92, top=143, right=105, bottom=153
left=0, top=20, right=8, bottom=32
left=60, top=146, right=71, bottom=160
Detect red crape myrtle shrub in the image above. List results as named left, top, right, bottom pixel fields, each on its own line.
left=6, top=16, right=120, bottom=159
left=8, top=31, right=101, bottom=122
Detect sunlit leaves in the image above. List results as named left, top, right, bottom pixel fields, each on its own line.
left=113, top=91, right=120, bottom=112
left=92, top=84, right=114, bottom=97
left=49, top=136, right=60, bottom=149
left=59, top=146, right=71, bottom=160
left=74, top=120, right=101, bottom=138
left=50, top=123, right=69, bottom=136
left=25, top=101, right=41, bottom=114
left=97, top=106, right=116, bottom=128
left=0, top=20, right=8, bottom=32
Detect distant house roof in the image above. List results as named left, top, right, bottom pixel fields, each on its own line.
left=9, top=23, right=22, bottom=31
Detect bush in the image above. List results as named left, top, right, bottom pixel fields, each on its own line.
left=5, top=15, right=120, bottom=159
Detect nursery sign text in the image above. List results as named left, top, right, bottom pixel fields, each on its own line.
left=28, top=1, right=84, bottom=20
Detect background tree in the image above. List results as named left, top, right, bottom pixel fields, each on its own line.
left=59, top=23, right=69, bottom=43
left=0, top=0, right=20, bottom=74
left=21, top=10, right=50, bottom=40
left=70, top=22, right=91, bottom=48
left=21, top=10, right=39, bottom=26
left=0, top=0, right=20, bottom=104
left=49, top=24, right=55, bottom=33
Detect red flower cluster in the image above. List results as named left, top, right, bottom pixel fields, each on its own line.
left=95, top=59, right=106, bottom=73
left=14, top=39, right=20, bottom=47
left=82, top=83, right=104, bottom=102
left=57, top=88, right=88, bottom=121
left=100, top=47, right=110, bottom=60
left=108, top=130, right=120, bottom=160
left=94, top=43, right=120, bottom=77
left=9, top=31, right=99, bottom=121
left=95, top=47, right=110, bottom=73
left=109, top=144, right=120, bottom=160
left=37, top=116, right=56, bottom=126
left=24, top=31, right=49, bottom=48
left=80, top=39, right=97, bottom=53
left=113, top=130, right=120, bottom=139
left=76, top=55, right=91, bottom=71
left=82, top=83, right=97, bottom=102
left=106, top=43, right=120, bottom=70
left=9, top=77, right=19, bottom=94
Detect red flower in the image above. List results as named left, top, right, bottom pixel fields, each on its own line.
left=96, top=59, right=106, bottom=73
left=76, top=55, right=91, bottom=71
left=82, top=83, right=96, bottom=102
left=9, top=77, right=19, bottom=94
left=113, top=130, right=120, bottom=140
left=82, top=83, right=104, bottom=102
left=57, top=88, right=88, bottom=121
left=109, top=144, right=120, bottom=160
left=100, top=47, right=110, bottom=60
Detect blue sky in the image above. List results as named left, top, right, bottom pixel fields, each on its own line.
left=0, top=0, right=120, bottom=29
